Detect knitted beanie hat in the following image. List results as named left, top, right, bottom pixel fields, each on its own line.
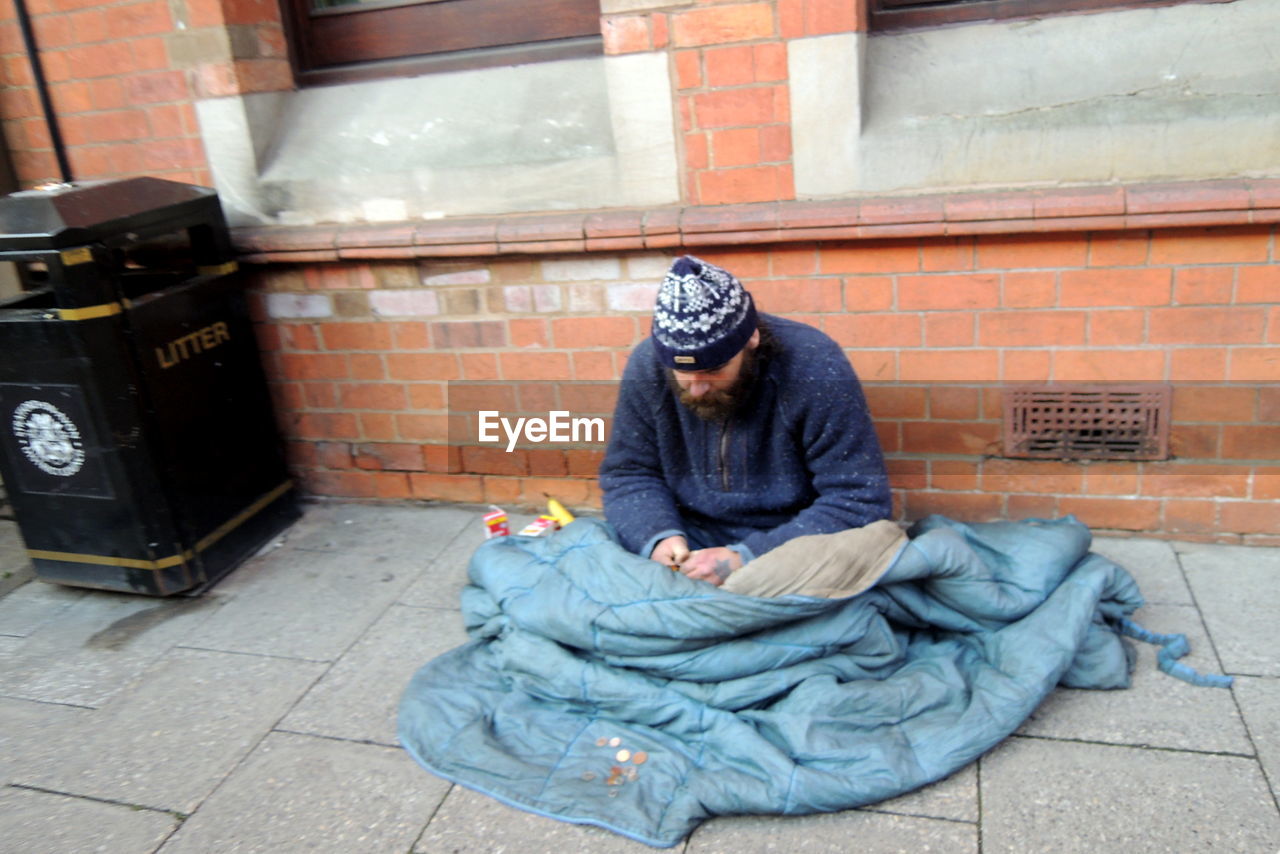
left=651, top=255, right=757, bottom=371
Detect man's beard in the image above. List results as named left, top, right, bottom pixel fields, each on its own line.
left=667, top=348, right=759, bottom=422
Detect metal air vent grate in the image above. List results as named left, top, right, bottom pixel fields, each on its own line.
left=1003, top=384, right=1171, bottom=461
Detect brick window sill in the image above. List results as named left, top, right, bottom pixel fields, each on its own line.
left=230, top=179, right=1280, bottom=263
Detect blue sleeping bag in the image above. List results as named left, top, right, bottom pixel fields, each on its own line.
left=398, top=515, right=1206, bottom=847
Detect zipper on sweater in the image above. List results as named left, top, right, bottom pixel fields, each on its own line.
left=718, top=423, right=730, bottom=490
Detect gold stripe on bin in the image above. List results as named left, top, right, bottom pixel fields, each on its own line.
left=194, top=480, right=293, bottom=554
left=55, top=302, right=123, bottom=321
left=26, top=480, right=294, bottom=572
left=26, top=548, right=190, bottom=571
left=197, top=261, right=239, bottom=276
left=59, top=246, right=94, bottom=266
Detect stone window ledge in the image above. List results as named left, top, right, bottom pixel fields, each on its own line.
left=231, top=179, right=1280, bottom=263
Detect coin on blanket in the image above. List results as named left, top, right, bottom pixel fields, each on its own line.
left=615, top=749, right=631, bottom=762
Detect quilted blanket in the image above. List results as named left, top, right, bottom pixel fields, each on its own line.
left=398, top=515, right=1149, bottom=847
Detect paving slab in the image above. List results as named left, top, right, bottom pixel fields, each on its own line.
left=1090, top=537, right=1192, bottom=605
left=181, top=546, right=426, bottom=661
left=0, top=786, right=178, bottom=854
left=866, top=762, right=978, bottom=823
left=981, top=735, right=1280, bottom=853
left=1018, top=603, right=1250, bottom=754
left=16, top=647, right=325, bottom=814
left=413, top=784, right=659, bottom=853
left=157, top=731, right=449, bottom=854
left=279, top=603, right=470, bottom=746
left=397, top=541, right=473, bottom=610
left=282, top=502, right=476, bottom=559
left=1233, top=675, right=1280, bottom=802
left=0, top=591, right=224, bottom=706
left=1177, top=542, right=1280, bottom=676
left=0, top=519, right=34, bottom=598
left=0, top=519, right=27, bottom=565
left=686, top=808, right=976, bottom=854
left=0, top=579, right=85, bottom=637
left=0, top=697, right=90, bottom=785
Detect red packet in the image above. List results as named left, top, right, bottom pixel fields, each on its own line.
left=483, top=505, right=510, bottom=539
left=517, top=515, right=561, bottom=537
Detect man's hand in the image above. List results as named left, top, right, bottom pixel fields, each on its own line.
left=650, top=535, right=690, bottom=569
left=678, top=547, right=742, bottom=586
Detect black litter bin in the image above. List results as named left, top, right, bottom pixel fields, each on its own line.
left=0, top=178, right=299, bottom=595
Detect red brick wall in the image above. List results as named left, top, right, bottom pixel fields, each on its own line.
left=246, top=226, right=1280, bottom=543
left=604, top=0, right=866, bottom=206
left=0, top=0, right=290, bottom=186
left=0, top=0, right=1276, bottom=539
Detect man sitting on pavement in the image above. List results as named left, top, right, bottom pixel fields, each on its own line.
left=599, top=255, right=891, bottom=586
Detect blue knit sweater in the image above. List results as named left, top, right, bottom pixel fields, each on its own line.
left=599, top=314, right=891, bottom=561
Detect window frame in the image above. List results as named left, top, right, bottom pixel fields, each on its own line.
left=281, top=0, right=603, bottom=86
left=869, top=0, right=1236, bottom=32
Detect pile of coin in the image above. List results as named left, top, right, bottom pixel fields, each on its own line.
left=587, top=736, right=650, bottom=796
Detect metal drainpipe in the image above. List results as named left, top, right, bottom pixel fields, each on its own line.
left=12, top=0, right=73, bottom=184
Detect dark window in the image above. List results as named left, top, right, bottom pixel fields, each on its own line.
left=870, top=0, right=1235, bottom=31
left=283, top=0, right=603, bottom=86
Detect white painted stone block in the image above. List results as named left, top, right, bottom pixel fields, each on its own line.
left=369, top=290, right=440, bottom=317
left=503, top=286, right=532, bottom=313
left=542, top=257, right=623, bottom=282
left=532, top=285, right=562, bottom=312
left=607, top=283, right=659, bottom=312
left=567, top=283, right=604, bottom=313
left=790, top=32, right=865, bottom=199
left=626, top=254, right=674, bottom=280
left=422, top=269, right=490, bottom=286
left=265, top=293, right=333, bottom=319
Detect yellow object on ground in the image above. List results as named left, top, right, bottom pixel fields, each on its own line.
left=546, top=498, right=575, bottom=526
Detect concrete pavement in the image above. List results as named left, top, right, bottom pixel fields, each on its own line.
left=0, top=501, right=1277, bottom=853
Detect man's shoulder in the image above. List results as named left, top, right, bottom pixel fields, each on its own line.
left=760, top=314, right=849, bottom=376
left=761, top=313, right=837, bottom=346
left=622, top=337, right=661, bottom=379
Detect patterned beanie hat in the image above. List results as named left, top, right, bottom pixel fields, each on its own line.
left=651, top=255, right=757, bottom=371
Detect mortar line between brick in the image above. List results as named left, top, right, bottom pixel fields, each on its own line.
left=1170, top=546, right=1232, bottom=685
left=394, top=602, right=463, bottom=613
left=171, top=645, right=332, bottom=665
left=269, top=728, right=398, bottom=749
left=975, top=750, right=984, bottom=854
left=409, top=782, right=456, bottom=854
left=7, top=782, right=187, bottom=820
left=0, top=692, right=95, bottom=710
left=1011, top=732, right=1255, bottom=760
left=857, top=805, right=978, bottom=826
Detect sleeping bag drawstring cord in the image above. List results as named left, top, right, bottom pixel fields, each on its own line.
left=1116, top=618, right=1234, bottom=688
